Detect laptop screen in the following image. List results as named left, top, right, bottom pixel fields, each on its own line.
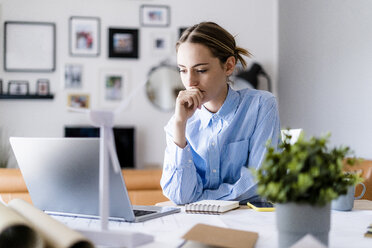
left=10, top=137, right=136, bottom=222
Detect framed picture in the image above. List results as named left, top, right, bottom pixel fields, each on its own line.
left=150, top=32, right=172, bottom=55
left=64, top=64, right=83, bottom=88
left=67, top=93, right=90, bottom=109
left=8, top=81, right=29, bottom=95
left=140, top=5, right=170, bottom=27
left=108, top=28, right=139, bottom=58
left=179, top=27, right=188, bottom=38
left=69, top=16, right=100, bottom=56
left=0, top=79, right=3, bottom=95
left=99, top=69, right=130, bottom=109
left=4, top=21, right=56, bottom=72
left=36, top=79, right=50, bottom=95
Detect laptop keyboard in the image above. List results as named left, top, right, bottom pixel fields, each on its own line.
left=133, top=209, right=156, bottom=217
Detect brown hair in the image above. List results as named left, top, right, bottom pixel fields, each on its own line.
left=176, top=22, right=252, bottom=68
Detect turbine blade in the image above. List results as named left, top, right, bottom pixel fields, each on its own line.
left=114, top=78, right=147, bottom=115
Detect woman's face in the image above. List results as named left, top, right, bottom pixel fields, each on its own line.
left=177, top=42, right=234, bottom=109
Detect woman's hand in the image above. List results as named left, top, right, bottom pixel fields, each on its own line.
left=173, top=87, right=204, bottom=148
left=175, top=87, right=204, bottom=123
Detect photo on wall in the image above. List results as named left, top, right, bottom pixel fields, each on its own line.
left=7, top=81, right=29, bottom=95
left=108, top=28, right=139, bottom=58
left=4, top=21, right=56, bottom=72
left=105, top=75, right=123, bottom=101
left=140, top=5, right=170, bottom=27
left=67, top=93, right=90, bottom=109
left=36, top=79, right=50, bottom=95
left=179, top=27, right=188, bottom=38
left=64, top=64, right=82, bottom=89
left=69, top=16, right=100, bottom=56
left=99, top=69, right=130, bottom=109
left=150, top=32, right=172, bottom=55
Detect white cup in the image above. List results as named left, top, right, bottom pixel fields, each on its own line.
left=331, top=182, right=366, bottom=211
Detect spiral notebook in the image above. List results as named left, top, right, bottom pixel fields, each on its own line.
left=185, top=200, right=239, bottom=214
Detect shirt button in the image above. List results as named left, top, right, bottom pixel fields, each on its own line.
left=187, top=148, right=190, bottom=152
left=188, top=159, right=192, bottom=163
left=211, top=142, right=215, bottom=146
left=212, top=169, right=217, bottom=173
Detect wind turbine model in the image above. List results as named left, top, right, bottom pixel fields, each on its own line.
left=68, top=80, right=153, bottom=248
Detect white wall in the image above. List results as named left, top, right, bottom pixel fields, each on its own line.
left=0, top=0, right=278, bottom=168
left=278, top=0, right=372, bottom=159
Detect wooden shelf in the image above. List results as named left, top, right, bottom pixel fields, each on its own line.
left=0, top=94, right=54, bottom=100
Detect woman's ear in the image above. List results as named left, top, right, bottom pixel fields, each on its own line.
left=225, top=56, right=236, bottom=76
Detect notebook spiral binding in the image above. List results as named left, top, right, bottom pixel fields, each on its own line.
left=185, top=203, right=221, bottom=215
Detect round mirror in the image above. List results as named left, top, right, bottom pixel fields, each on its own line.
left=146, top=65, right=184, bottom=112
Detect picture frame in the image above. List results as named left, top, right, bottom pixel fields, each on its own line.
left=108, top=28, right=139, bottom=58
left=67, top=93, right=90, bottom=109
left=179, top=27, right=188, bottom=38
left=140, top=5, right=170, bottom=27
left=64, top=64, right=83, bottom=89
left=99, top=69, right=130, bottom=109
left=69, top=16, right=100, bottom=57
left=150, top=32, right=172, bottom=55
left=36, top=79, right=50, bottom=95
left=0, top=79, right=3, bottom=95
left=4, top=21, right=56, bottom=72
left=8, top=81, right=29, bottom=95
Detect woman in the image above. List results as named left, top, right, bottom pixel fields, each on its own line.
left=160, top=22, right=281, bottom=205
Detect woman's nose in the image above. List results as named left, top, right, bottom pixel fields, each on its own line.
left=186, top=72, right=198, bottom=87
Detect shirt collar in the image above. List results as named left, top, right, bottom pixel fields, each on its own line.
left=198, top=86, right=239, bottom=129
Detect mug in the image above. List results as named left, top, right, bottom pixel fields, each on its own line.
left=331, top=182, right=366, bottom=211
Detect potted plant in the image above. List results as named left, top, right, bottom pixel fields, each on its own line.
left=255, top=132, right=361, bottom=248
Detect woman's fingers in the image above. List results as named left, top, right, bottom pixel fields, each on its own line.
left=179, top=88, right=203, bottom=110
left=175, top=88, right=204, bottom=123
left=188, top=88, right=203, bottom=109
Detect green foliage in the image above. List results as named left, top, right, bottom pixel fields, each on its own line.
left=255, top=132, right=362, bottom=206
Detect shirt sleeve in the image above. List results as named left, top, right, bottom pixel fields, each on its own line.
left=248, top=95, right=281, bottom=169
left=160, top=121, right=205, bottom=205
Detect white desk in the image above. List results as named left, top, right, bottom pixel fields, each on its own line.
left=55, top=203, right=372, bottom=248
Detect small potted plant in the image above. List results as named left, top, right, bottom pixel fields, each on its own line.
left=255, top=132, right=361, bottom=248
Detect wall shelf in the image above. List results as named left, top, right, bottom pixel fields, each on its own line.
left=0, top=94, right=54, bottom=100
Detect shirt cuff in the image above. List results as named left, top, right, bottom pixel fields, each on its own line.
left=167, top=142, right=194, bottom=169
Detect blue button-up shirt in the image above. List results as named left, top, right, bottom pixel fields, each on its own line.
left=161, top=87, right=281, bottom=204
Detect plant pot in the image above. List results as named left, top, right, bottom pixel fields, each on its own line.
left=276, top=203, right=330, bottom=248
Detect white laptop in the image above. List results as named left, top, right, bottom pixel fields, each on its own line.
left=9, top=137, right=180, bottom=222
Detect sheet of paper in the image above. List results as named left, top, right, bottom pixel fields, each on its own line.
left=52, top=210, right=227, bottom=246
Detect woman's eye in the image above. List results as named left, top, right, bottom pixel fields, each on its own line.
left=178, top=68, right=186, bottom=73
left=197, top=69, right=207, bottom=73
